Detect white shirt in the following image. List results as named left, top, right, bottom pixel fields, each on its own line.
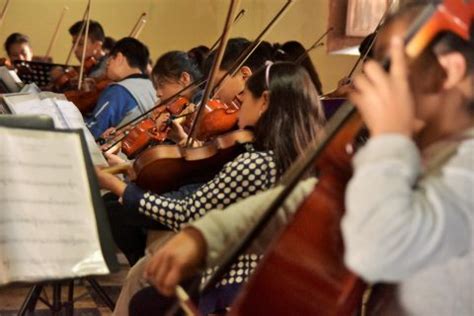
left=342, top=132, right=474, bottom=315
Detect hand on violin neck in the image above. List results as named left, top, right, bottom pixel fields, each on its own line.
left=349, top=37, right=417, bottom=138
left=154, top=112, right=171, bottom=131
left=168, top=120, right=189, bottom=145
left=100, top=127, right=117, bottom=140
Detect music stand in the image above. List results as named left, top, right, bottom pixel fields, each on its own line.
left=13, top=60, right=76, bottom=89
left=0, top=115, right=118, bottom=315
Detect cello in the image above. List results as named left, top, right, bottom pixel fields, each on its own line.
left=197, top=1, right=474, bottom=315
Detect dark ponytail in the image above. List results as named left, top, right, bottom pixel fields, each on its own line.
left=272, top=41, right=323, bottom=95
left=187, top=45, right=210, bottom=74
left=152, top=50, right=203, bottom=83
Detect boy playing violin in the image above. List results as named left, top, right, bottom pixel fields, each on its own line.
left=85, top=37, right=157, bottom=139
left=3, top=33, right=33, bottom=63
left=68, top=20, right=108, bottom=78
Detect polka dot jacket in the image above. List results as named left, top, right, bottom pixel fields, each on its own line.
left=122, top=148, right=278, bottom=231
left=122, top=148, right=277, bottom=300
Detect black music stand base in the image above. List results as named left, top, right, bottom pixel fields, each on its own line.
left=18, top=278, right=115, bottom=316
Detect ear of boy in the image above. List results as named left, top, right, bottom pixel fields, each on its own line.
left=179, top=72, right=191, bottom=86
left=437, top=52, right=468, bottom=90
left=240, top=66, right=252, bottom=80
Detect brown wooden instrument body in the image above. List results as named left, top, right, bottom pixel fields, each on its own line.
left=134, top=129, right=254, bottom=194
left=121, top=118, right=158, bottom=157
left=121, top=97, right=190, bottom=158
left=230, top=112, right=366, bottom=316
left=197, top=107, right=239, bottom=140
left=193, top=99, right=239, bottom=141
left=64, top=77, right=111, bottom=114
left=53, top=56, right=98, bottom=92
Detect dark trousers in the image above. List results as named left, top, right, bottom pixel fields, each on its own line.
left=129, top=279, right=200, bottom=316
left=103, top=192, right=169, bottom=266
left=103, top=183, right=202, bottom=266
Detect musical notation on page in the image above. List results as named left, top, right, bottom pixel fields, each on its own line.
left=0, top=127, right=109, bottom=285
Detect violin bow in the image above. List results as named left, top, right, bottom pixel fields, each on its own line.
left=208, top=8, right=246, bottom=52
left=211, top=0, right=295, bottom=99
left=294, top=27, right=334, bottom=64
left=45, top=6, right=69, bottom=59
left=175, top=286, right=203, bottom=316
left=0, top=0, right=10, bottom=31
left=130, top=12, right=147, bottom=38
left=65, top=1, right=90, bottom=66
left=185, top=0, right=242, bottom=147
left=77, top=0, right=92, bottom=90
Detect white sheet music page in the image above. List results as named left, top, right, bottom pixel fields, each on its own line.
left=51, top=99, right=108, bottom=166
left=0, top=127, right=109, bottom=285
left=2, top=93, right=107, bottom=166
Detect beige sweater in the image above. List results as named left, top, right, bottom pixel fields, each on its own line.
left=189, top=177, right=317, bottom=266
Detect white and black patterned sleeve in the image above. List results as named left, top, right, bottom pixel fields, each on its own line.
left=122, top=151, right=278, bottom=231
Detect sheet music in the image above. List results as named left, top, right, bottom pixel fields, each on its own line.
left=0, top=127, right=109, bottom=285
left=2, top=93, right=107, bottom=166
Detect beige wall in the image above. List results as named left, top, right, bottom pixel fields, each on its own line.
left=0, top=0, right=358, bottom=92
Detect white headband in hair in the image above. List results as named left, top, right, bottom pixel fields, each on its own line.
left=265, top=60, right=274, bottom=89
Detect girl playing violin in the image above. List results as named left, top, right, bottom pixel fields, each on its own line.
left=151, top=50, right=205, bottom=145
left=99, top=39, right=286, bottom=315
left=99, top=38, right=274, bottom=273
left=160, top=38, right=275, bottom=146
left=96, top=62, right=326, bottom=315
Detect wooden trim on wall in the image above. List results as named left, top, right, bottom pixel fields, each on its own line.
left=327, top=0, right=392, bottom=54
left=327, top=0, right=362, bottom=54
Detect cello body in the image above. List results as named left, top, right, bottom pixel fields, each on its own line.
left=230, top=109, right=366, bottom=316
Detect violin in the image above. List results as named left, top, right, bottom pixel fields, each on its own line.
left=52, top=56, right=98, bottom=92
left=121, top=97, right=190, bottom=158
left=63, top=76, right=111, bottom=114
left=190, top=98, right=240, bottom=141
left=201, top=1, right=473, bottom=315
left=134, top=129, right=254, bottom=193
left=117, top=97, right=238, bottom=158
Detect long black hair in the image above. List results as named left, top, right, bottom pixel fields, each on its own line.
left=246, top=62, right=326, bottom=173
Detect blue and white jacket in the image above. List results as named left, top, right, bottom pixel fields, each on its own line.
left=85, top=73, right=157, bottom=139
